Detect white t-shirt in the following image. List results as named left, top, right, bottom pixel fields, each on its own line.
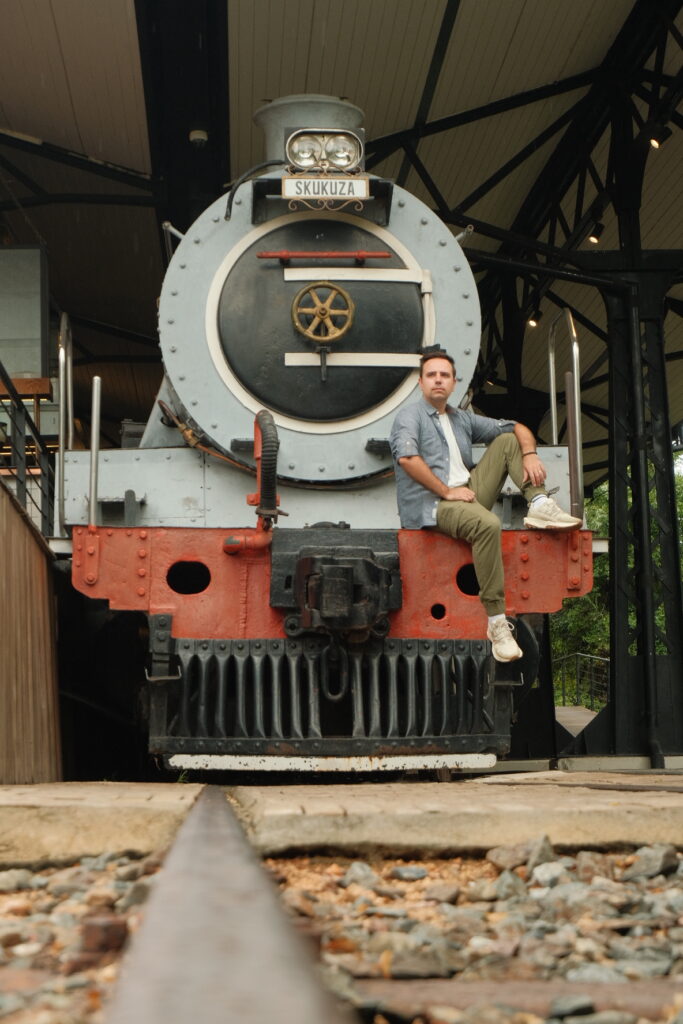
left=439, top=413, right=470, bottom=487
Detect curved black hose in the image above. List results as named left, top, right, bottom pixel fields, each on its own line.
left=256, top=409, right=279, bottom=515
left=224, top=160, right=286, bottom=220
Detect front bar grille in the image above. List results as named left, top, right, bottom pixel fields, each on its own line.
left=149, top=636, right=511, bottom=757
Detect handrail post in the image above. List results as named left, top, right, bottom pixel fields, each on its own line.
left=88, top=376, right=101, bottom=529
left=547, top=308, right=584, bottom=519
left=58, top=313, right=74, bottom=450
left=57, top=345, right=67, bottom=535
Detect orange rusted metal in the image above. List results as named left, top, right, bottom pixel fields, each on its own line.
left=390, top=528, right=593, bottom=639
left=71, top=526, right=592, bottom=643
left=71, top=526, right=285, bottom=640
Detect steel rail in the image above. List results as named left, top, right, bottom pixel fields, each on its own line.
left=103, top=786, right=350, bottom=1024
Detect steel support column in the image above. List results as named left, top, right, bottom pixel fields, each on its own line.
left=567, top=99, right=683, bottom=761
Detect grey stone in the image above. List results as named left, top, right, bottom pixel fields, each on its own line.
left=363, top=906, right=406, bottom=917
left=493, top=869, right=527, bottom=901
left=410, top=922, right=451, bottom=946
left=389, top=865, right=428, bottom=881
left=391, top=945, right=455, bottom=978
left=47, top=866, right=94, bottom=896
left=565, top=963, right=631, bottom=983
left=465, top=878, right=499, bottom=902
left=28, top=874, right=50, bottom=890
left=317, top=964, right=375, bottom=1010
left=549, top=994, right=595, bottom=1018
left=621, top=844, right=679, bottom=881
left=564, top=1014, right=637, bottom=1024
left=425, top=881, right=460, bottom=903
left=440, top=904, right=487, bottom=928
left=530, top=860, right=570, bottom=888
left=665, top=889, right=683, bottom=915
left=372, top=885, right=403, bottom=899
left=575, top=851, right=613, bottom=882
left=542, top=881, right=591, bottom=907
left=365, top=931, right=420, bottom=954
left=526, top=834, right=555, bottom=873
left=0, top=993, right=26, bottom=1015
left=116, top=879, right=151, bottom=910
left=116, top=862, right=143, bottom=881
left=338, top=861, right=381, bottom=890
left=614, top=957, right=673, bottom=978
left=486, top=842, right=530, bottom=871
left=0, top=869, right=32, bottom=892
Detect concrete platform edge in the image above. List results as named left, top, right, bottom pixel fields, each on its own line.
left=0, top=783, right=205, bottom=867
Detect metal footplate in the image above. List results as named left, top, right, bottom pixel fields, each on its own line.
left=147, top=619, right=514, bottom=771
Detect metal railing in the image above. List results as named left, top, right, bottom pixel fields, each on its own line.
left=0, top=358, right=54, bottom=536
left=548, top=308, right=584, bottom=520
left=555, top=652, right=610, bottom=710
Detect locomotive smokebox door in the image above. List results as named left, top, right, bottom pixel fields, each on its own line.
left=217, top=220, right=424, bottom=421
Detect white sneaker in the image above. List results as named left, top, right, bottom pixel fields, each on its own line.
left=524, top=496, right=582, bottom=531
left=487, top=618, right=523, bottom=662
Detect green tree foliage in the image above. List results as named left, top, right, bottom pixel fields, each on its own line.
left=551, top=483, right=610, bottom=663
left=551, top=460, right=683, bottom=666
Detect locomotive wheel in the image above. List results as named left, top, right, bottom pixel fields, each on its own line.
left=292, top=281, right=355, bottom=341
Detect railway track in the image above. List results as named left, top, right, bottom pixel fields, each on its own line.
left=1, top=774, right=683, bottom=1023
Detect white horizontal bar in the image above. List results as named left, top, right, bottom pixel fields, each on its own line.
left=168, top=753, right=497, bottom=772
left=284, top=352, right=421, bottom=367
left=283, top=267, right=423, bottom=284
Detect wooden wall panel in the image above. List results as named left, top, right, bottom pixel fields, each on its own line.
left=0, top=485, right=61, bottom=783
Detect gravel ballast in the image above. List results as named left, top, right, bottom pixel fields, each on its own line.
left=0, top=850, right=163, bottom=1023
left=268, top=838, right=683, bottom=1024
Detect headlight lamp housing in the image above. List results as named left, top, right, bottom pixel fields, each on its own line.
left=285, top=129, right=364, bottom=171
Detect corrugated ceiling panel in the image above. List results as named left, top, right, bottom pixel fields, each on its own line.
left=0, top=145, right=151, bottom=200
left=228, top=0, right=446, bottom=179
left=0, top=0, right=149, bottom=173
left=0, top=0, right=81, bottom=149
left=51, top=0, right=150, bottom=172
left=404, top=94, right=581, bottom=227
left=429, top=0, right=633, bottom=121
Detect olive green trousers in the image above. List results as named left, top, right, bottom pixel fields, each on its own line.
left=435, top=433, right=545, bottom=616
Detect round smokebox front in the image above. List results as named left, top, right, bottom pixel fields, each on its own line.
left=216, top=218, right=423, bottom=421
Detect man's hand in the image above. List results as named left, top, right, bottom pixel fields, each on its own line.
left=443, top=486, right=476, bottom=502
left=522, top=453, right=546, bottom=487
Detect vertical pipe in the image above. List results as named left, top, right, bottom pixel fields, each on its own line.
left=88, top=376, right=101, bottom=528
left=548, top=309, right=583, bottom=517
left=57, top=346, right=66, bottom=536
left=627, top=283, right=664, bottom=769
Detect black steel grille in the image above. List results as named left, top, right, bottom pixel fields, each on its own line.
left=149, top=635, right=512, bottom=757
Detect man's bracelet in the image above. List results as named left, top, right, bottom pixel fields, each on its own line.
left=522, top=450, right=537, bottom=456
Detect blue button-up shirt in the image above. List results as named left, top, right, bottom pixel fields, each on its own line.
left=389, top=398, right=516, bottom=528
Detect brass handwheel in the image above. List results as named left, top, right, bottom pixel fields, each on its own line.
left=291, top=281, right=355, bottom=342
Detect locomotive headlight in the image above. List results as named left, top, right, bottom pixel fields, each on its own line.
left=286, top=130, right=364, bottom=171
left=325, top=133, right=361, bottom=169
left=286, top=133, right=323, bottom=169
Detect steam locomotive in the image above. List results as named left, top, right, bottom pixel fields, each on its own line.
left=61, top=95, right=592, bottom=773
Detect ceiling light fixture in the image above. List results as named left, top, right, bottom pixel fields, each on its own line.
left=588, top=222, right=604, bottom=244
left=649, top=124, right=673, bottom=149
left=527, top=309, right=543, bottom=328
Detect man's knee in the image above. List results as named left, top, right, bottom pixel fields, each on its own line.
left=474, top=508, right=501, bottom=540
left=489, top=432, right=518, bottom=456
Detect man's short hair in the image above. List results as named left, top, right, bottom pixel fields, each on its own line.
left=419, top=349, right=455, bottom=376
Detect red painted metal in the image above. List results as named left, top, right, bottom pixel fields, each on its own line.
left=390, top=529, right=593, bottom=638
left=71, top=526, right=285, bottom=640
left=71, top=526, right=592, bottom=642
left=256, top=250, right=391, bottom=260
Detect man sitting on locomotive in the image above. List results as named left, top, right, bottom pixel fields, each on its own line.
left=389, top=349, right=582, bottom=663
